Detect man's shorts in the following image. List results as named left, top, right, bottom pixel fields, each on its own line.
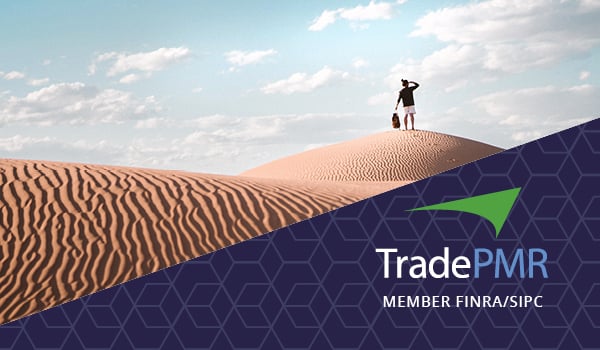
left=403, top=105, right=416, bottom=114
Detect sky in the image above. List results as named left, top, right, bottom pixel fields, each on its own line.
left=1, top=0, right=599, bottom=174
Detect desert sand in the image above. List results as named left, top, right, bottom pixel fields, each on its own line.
left=0, top=130, right=501, bottom=324
left=242, top=130, right=503, bottom=181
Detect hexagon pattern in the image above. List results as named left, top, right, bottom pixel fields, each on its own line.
left=1, top=119, right=600, bottom=349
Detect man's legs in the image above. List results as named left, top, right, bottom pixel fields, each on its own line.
left=409, top=113, right=415, bottom=130
left=403, top=114, right=408, bottom=131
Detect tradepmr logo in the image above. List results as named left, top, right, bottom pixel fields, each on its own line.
left=407, top=187, right=521, bottom=237
left=376, top=187, right=548, bottom=280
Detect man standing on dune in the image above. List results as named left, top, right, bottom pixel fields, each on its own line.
left=394, top=79, right=419, bottom=131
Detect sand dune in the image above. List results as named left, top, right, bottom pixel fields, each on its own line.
left=0, top=130, right=501, bottom=324
left=0, top=160, right=375, bottom=324
left=242, top=130, right=503, bottom=182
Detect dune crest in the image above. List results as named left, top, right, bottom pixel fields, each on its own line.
left=242, top=130, right=503, bottom=182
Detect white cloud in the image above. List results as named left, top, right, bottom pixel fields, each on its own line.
left=261, top=66, right=350, bottom=94
left=42, top=59, right=51, bottom=66
left=192, top=87, right=203, bottom=93
left=472, top=83, right=598, bottom=142
left=27, top=78, right=50, bottom=87
left=309, top=1, right=397, bottom=31
left=0, top=133, right=194, bottom=170
left=89, top=47, right=191, bottom=80
left=510, top=130, right=545, bottom=143
left=412, top=1, right=598, bottom=45
left=309, top=9, right=339, bottom=31
left=0, top=135, right=53, bottom=152
left=172, top=112, right=385, bottom=173
left=352, top=58, right=369, bottom=69
left=386, top=44, right=483, bottom=90
left=580, top=0, right=600, bottom=10
left=0, top=82, right=161, bottom=126
left=0, top=135, right=124, bottom=165
left=224, top=49, right=277, bottom=71
left=160, top=113, right=384, bottom=171
left=580, top=70, right=591, bottom=80
left=410, top=0, right=600, bottom=73
left=340, top=0, right=394, bottom=20
left=1, top=112, right=387, bottom=174
left=412, top=81, right=599, bottom=149
left=179, top=114, right=284, bottom=144
left=304, top=143, right=332, bottom=151
left=134, top=117, right=172, bottom=129
left=567, top=83, right=595, bottom=93
left=388, top=0, right=600, bottom=91
left=181, top=113, right=380, bottom=148
left=119, top=73, right=142, bottom=84
left=3, top=71, right=25, bottom=80
left=367, top=92, right=394, bottom=106
left=88, top=52, right=118, bottom=75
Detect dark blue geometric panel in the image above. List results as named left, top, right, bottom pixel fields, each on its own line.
left=1, top=118, right=600, bottom=349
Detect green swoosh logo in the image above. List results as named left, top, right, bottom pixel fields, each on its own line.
left=407, top=187, right=521, bottom=237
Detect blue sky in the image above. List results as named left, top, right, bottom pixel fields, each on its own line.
left=1, top=0, right=599, bottom=174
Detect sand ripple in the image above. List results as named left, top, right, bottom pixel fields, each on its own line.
left=0, top=130, right=501, bottom=324
left=0, top=160, right=371, bottom=324
left=242, top=130, right=502, bottom=182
